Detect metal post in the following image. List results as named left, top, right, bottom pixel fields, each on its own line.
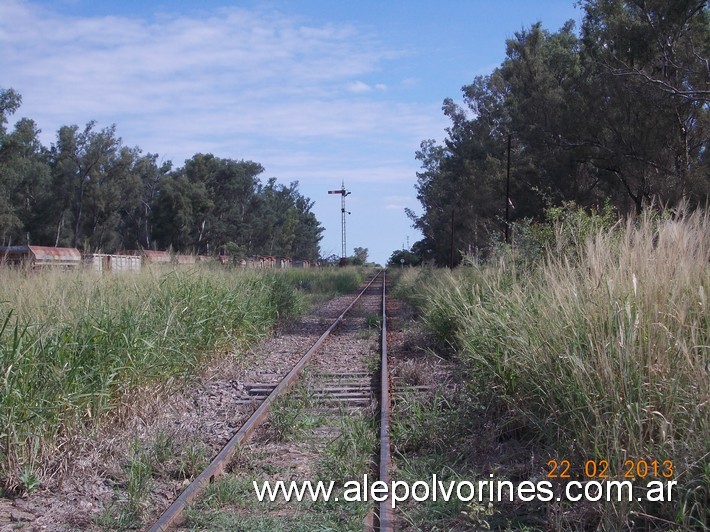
left=450, top=208, right=455, bottom=269
left=328, top=181, right=351, bottom=259
left=341, top=186, right=347, bottom=259
left=505, top=134, right=511, bottom=245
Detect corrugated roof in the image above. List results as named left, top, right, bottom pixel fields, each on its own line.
left=28, top=246, right=82, bottom=262
left=0, top=245, right=81, bottom=262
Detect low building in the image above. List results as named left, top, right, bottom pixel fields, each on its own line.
left=141, top=250, right=171, bottom=265
left=84, top=253, right=141, bottom=274
left=0, top=245, right=82, bottom=269
left=174, top=254, right=196, bottom=266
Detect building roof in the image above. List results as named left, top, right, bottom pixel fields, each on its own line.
left=1, top=245, right=81, bottom=262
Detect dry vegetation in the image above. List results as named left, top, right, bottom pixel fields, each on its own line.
left=397, top=206, right=709, bottom=530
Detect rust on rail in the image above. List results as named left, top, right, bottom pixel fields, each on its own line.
left=377, top=269, right=394, bottom=531
left=149, top=271, right=383, bottom=532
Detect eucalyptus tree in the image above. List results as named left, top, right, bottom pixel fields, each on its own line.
left=47, top=122, right=121, bottom=248
left=410, top=2, right=709, bottom=265
left=0, top=89, right=53, bottom=246
left=120, top=154, right=171, bottom=250
left=0, top=118, right=52, bottom=246
left=579, top=0, right=710, bottom=209
left=249, top=178, right=323, bottom=259
left=149, top=154, right=323, bottom=259
left=0, top=90, right=325, bottom=256
left=149, top=172, right=212, bottom=253
left=291, top=191, right=323, bottom=260
left=170, top=153, right=263, bottom=255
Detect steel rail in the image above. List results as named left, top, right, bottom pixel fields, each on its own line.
left=149, top=271, right=383, bottom=531
left=377, top=269, right=394, bottom=531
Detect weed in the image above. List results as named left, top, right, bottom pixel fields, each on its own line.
left=357, top=314, right=382, bottom=339
left=0, top=267, right=369, bottom=487
left=268, top=381, right=322, bottom=442
left=124, top=441, right=153, bottom=519
left=394, top=454, right=473, bottom=530
left=317, top=414, right=375, bottom=483
left=94, top=501, right=142, bottom=530
left=391, top=390, right=455, bottom=453
left=365, top=351, right=381, bottom=373
left=201, top=475, right=255, bottom=508
left=151, top=429, right=175, bottom=465
left=365, top=314, right=381, bottom=330
left=395, top=359, right=431, bottom=386
left=461, top=501, right=496, bottom=530
left=18, top=465, right=40, bottom=494
left=177, top=441, right=209, bottom=481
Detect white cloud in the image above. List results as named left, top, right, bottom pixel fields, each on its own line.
left=346, top=81, right=373, bottom=93
left=346, top=81, right=387, bottom=93
left=0, top=0, right=448, bottom=188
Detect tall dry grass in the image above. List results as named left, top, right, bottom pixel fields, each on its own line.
left=414, top=208, right=709, bottom=529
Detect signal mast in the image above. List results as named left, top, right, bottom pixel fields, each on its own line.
left=328, top=181, right=351, bottom=259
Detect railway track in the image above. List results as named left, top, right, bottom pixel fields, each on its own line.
left=149, top=270, right=394, bottom=531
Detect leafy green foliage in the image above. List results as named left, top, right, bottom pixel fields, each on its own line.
left=409, top=3, right=709, bottom=265
left=351, top=246, right=368, bottom=265
left=0, top=103, right=323, bottom=257
left=387, top=248, right=421, bottom=267
left=317, top=415, right=375, bottom=483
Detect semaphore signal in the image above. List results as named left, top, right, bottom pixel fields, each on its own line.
left=328, top=181, right=351, bottom=260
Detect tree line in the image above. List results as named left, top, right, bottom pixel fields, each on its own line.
left=0, top=92, right=323, bottom=260
left=409, top=0, right=709, bottom=266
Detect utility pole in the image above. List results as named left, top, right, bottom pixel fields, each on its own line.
left=505, top=133, right=512, bottom=245
left=450, top=208, right=455, bottom=269
left=328, top=181, right=351, bottom=259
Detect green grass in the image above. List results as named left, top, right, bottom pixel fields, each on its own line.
left=0, top=266, right=369, bottom=492
left=403, top=207, right=709, bottom=529
left=317, top=414, right=375, bottom=484
left=184, top=413, right=375, bottom=532
left=268, top=379, right=324, bottom=442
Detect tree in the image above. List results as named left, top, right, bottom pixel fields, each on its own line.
left=46, top=122, right=129, bottom=249
left=290, top=191, right=323, bottom=260
left=0, top=91, right=325, bottom=256
left=149, top=155, right=323, bottom=258
left=387, top=249, right=421, bottom=267
left=0, top=118, right=52, bottom=246
left=0, top=89, right=54, bottom=247
left=120, top=154, right=171, bottom=250
left=352, top=247, right=368, bottom=265
left=150, top=173, right=212, bottom=252
left=410, top=7, right=709, bottom=266
left=0, top=88, right=26, bottom=244
left=0, top=88, right=21, bottom=137
left=579, top=0, right=710, bottom=209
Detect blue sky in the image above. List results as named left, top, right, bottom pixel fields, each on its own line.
left=1, top=0, right=583, bottom=264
